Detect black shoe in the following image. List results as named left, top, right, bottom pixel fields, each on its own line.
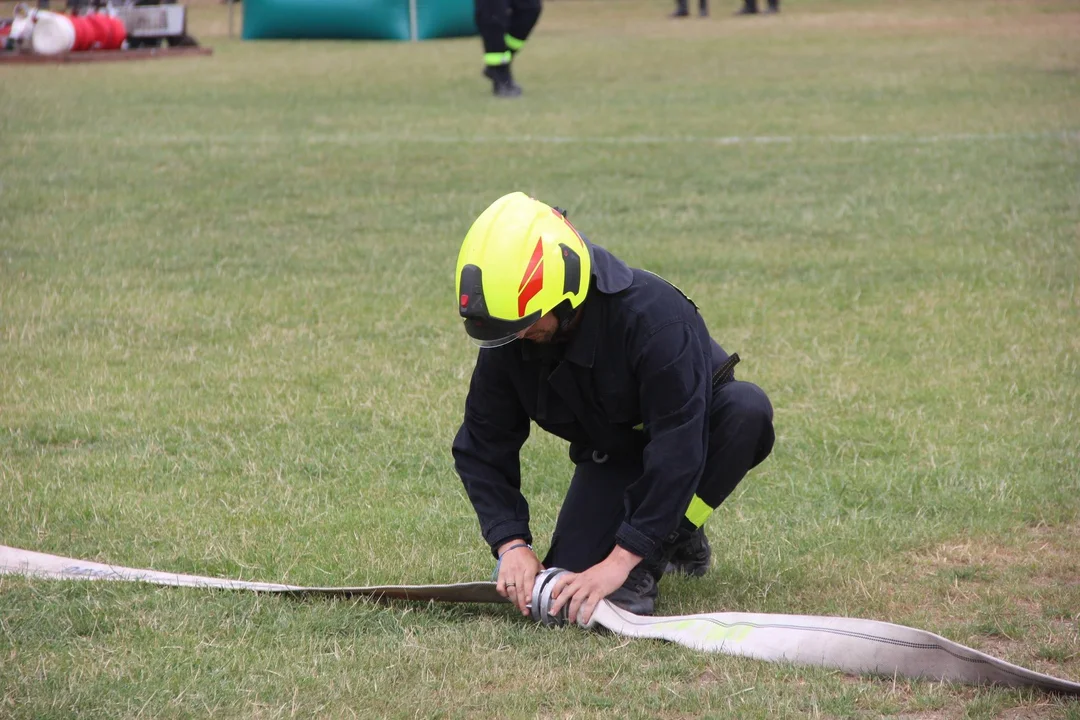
left=663, top=527, right=712, bottom=577
left=607, top=564, right=658, bottom=615
left=735, top=2, right=758, bottom=14
left=670, top=0, right=689, bottom=17
left=699, top=0, right=709, bottom=16
left=483, top=65, right=522, bottom=98
left=764, top=1, right=778, bottom=12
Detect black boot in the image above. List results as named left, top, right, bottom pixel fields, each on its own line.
left=735, top=0, right=758, bottom=14
left=663, top=527, right=712, bottom=577
left=482, top=64, right=522, bottom=98
left=607, top=562, right=659, bottom=615
left=670, top=0, right=689, bottom=17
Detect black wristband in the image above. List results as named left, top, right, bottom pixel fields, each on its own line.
left=498, top=542, right=532, bottom=559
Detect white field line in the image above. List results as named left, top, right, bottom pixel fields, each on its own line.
left=10, top=130, right=1080, bottom=147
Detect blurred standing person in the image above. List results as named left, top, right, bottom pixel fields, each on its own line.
left=735, top=0, right=779, bottom=14
left=475, top=0, right=542, bottom=98
left=670, top=0, right=710, bottom=18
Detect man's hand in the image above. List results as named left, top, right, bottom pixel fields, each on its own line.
left=495, top=539, right=543, bottom=616
left=547, top=546, right=642, bottom=625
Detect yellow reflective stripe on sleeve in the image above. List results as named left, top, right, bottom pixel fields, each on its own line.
left=504, top=34, right=525, bottom=51
left=685, top=495, right=713, bottom=528
left=484, top=51, right=512, bottom=66
left=633, top=422, right=644, bottom=431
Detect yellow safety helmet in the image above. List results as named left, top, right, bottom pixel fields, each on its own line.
left=456, top=192, right=591, bottom=347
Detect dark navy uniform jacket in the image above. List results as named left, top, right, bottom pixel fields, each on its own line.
left=452, top=243, right=733, bottom=561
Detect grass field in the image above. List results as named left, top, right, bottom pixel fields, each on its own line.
left=1, top=0, right=1078, bottom=716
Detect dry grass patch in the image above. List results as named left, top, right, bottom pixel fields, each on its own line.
left=996, top=705, right=1080, bottom=720
left=918, top=524, right=1080, bottom=588
left=789, top=7, right=1080, bottom=40
left=890, top=703, right=1073, bottom=720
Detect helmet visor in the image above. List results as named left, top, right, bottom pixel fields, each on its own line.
left=462, top=310, right=540, bottom=349
left=471, top=332, right=521, bottom=349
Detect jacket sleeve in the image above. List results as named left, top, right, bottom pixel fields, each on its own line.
left=452, top=349, right=533, bottom=557
left=614, top=321, right=710, bottom=559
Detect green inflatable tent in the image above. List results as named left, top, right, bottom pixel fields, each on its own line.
left=242, top=0, right=477, bottom=41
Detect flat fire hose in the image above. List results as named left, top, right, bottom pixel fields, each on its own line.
left=2, top=546, right=1077, bottom=695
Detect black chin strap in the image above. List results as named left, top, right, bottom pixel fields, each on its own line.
left=550, top=207, right=581, bottom=337
left=552, top=300, right=580, bottom=337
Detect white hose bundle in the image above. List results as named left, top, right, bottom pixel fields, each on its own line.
left=29, top=11, right=76, bottom=55
left=8, top=3, right=39, bottom=50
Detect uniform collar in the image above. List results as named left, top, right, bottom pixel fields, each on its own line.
left=588, top=242, right=633, bottom=294
left=562, top=301, right=599, bottom=367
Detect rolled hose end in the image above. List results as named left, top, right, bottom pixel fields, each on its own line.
left=527, top=567, right=607, bottom=629
left=530, top=567, right=569, bottom=626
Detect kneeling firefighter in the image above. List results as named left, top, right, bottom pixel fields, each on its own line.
left=452, top=193, right=775, bottom=624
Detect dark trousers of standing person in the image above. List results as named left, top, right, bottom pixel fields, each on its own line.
left=671, top=0, right=710, bottom=18
left=474, top=0, right=542, bottom=96
left=736, top=0, right=779, bottom=14
left=542, top=380, right=775, bottom=574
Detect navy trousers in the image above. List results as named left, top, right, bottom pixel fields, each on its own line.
left=474, top=0, right=542, bottom=56
left=542, top=380, right=775, bottom=572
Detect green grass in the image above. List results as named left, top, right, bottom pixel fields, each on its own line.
left=1, top=0, right=1078, bottom=716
